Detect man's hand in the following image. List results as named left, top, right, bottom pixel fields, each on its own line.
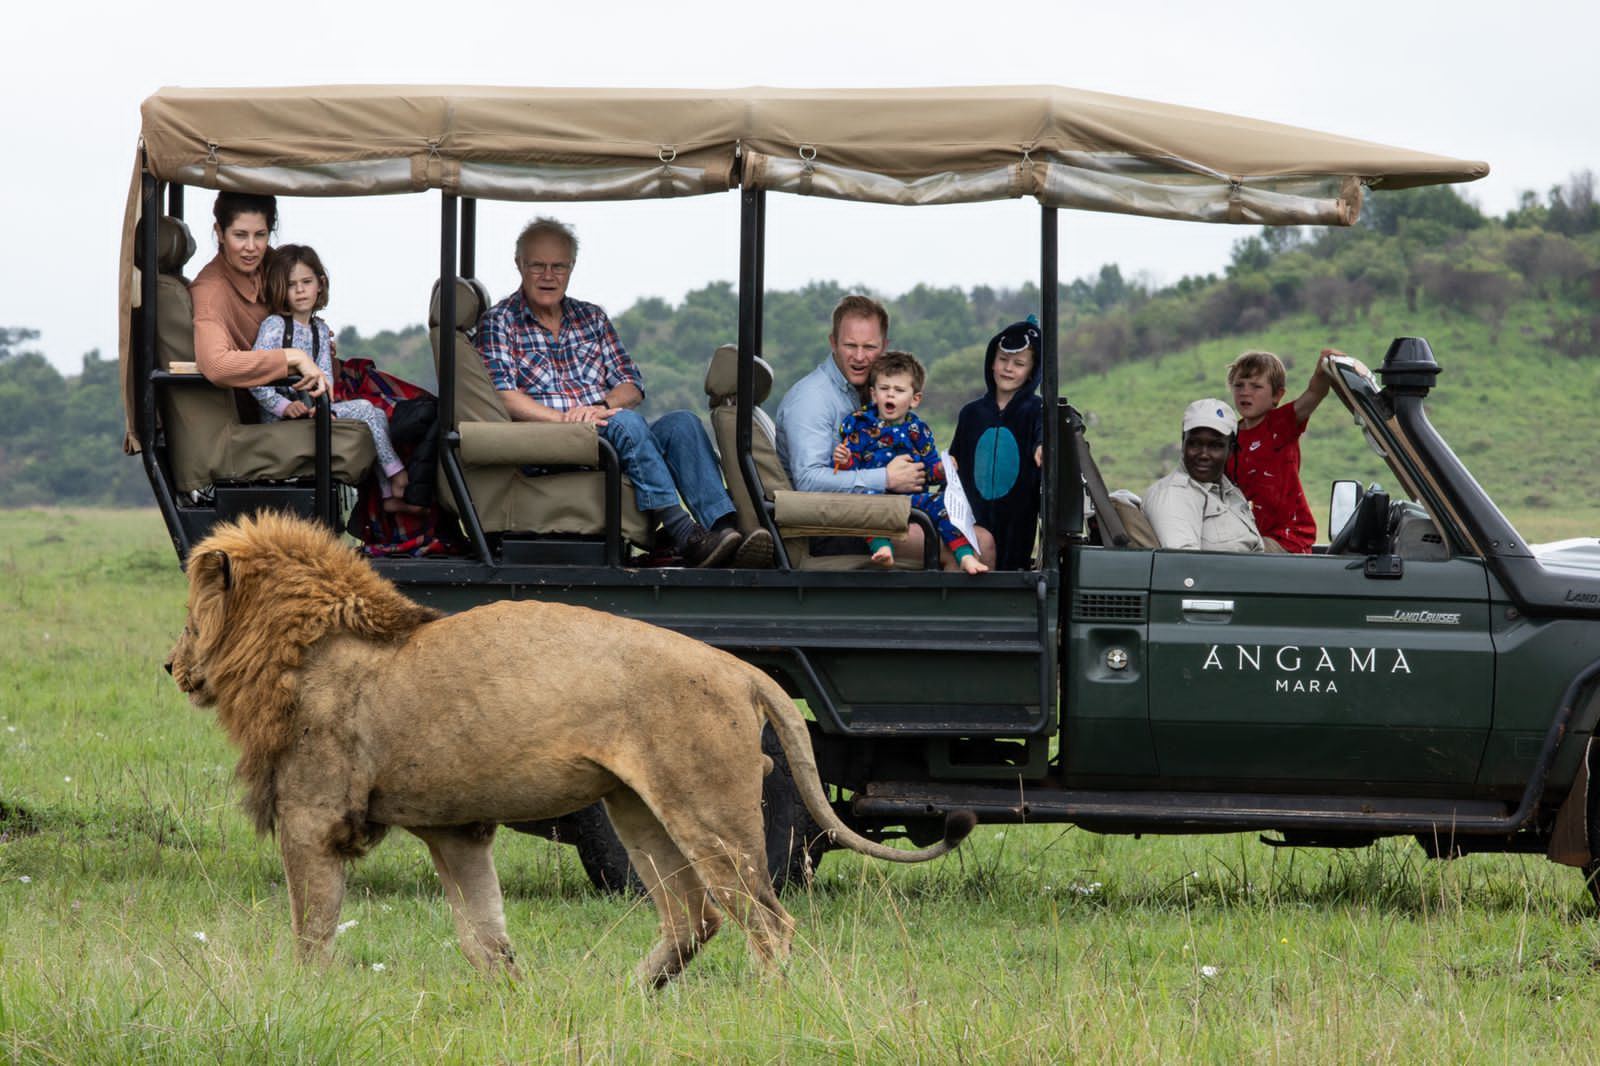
left=1034, top=444, right=1043, bottom=468
left=885, top=454, right=927, bottom=493
left=282, top=400, right=311, bottom=419
left=560, top=405, right=611, bottom=426
left=285, top=349, right=328, bottom=398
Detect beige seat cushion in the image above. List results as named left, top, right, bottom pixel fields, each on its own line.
left=703, top=342, right=920, bottom=569
left=428, top=278, right=650, bottom=545
left=148, top=218, right=376, bottom=492
left=1109, top=495, right=1161, bottom=550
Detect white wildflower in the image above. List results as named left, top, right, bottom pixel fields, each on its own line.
left=371, top=962, right=386, bottom=973
left=18, top=875, right=31, bottom=884
left=63, top=776, right=71, bottom=783
left=1200, top=965, right=1218, bottom=978
left=336, top=920, right=359, bottom=935
left=192, top=931, right=208, bottom=943
left=6, top=726, right=15, bottom=733
left=993, top=831, right=1006, bottom=841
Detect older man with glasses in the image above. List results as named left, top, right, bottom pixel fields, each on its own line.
left=477, top=216, right=769, bottom=567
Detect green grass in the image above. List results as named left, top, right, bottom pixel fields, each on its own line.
left=5, top=508, right=1600, bottom=1063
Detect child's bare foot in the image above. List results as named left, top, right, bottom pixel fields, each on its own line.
left=959, top=554, right=989, bottom=575
left=870, top=544, right=895, bottom=568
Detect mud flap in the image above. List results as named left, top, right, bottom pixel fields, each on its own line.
left=1547, top=738, right=1591, bottom=868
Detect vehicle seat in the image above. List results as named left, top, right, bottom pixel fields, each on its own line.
left=427, top=278, right=651, bottom=546
left=1105, top=490, right=1161, bottom=549
left=143, top=215, right=376, bottom=493
left=702, top=343, right=917, bottom=570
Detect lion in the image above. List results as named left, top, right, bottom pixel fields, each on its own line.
left=165, top=512, right=974, bottom=985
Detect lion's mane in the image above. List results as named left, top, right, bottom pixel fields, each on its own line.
left=183, top=512, right=440, bottom=833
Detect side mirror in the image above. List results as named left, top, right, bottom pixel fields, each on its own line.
left=1329, top=480, right=1362, bottom=539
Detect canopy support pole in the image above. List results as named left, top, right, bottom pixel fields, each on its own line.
left=1040, top=205, right=1060, bottom=556
left=436, top=193, right=492, bottom=564
left=737, top=186, right=788, bottom=568
left=460, top=198, right=476, bottom=278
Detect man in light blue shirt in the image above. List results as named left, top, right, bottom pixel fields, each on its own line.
left=775, top=294, right=928, bottom=496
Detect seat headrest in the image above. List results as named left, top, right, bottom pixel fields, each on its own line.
left=703, top=343, right=773, bottom=407
left=428, top=277, right=491, bottom=332
left=135, top=216, right=197, bottom=276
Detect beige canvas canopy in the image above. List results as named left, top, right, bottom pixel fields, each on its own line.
left=120, top=83, right=1488, bottom=444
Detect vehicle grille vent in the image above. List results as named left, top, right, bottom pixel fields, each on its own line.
left=1073, top=591, right=1146, bottom=622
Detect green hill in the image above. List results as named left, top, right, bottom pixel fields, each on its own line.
left=1059, top=298, right=1600, bottom=545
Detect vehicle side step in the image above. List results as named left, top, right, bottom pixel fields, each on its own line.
left=852, top=782, right=1515, bottom=835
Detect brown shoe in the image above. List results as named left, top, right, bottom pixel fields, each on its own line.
left=733, top=528, right=775, bottom=568
left=682, top=525, right=741, bottom=568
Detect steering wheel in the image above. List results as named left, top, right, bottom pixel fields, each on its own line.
left=1328, top=482, right=1387, bottom=555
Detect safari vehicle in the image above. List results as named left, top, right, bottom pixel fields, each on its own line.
left=120, top=86, right=1600, bottom=896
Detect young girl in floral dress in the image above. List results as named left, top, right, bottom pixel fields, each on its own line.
left=249, top=245, right=420, bottom=513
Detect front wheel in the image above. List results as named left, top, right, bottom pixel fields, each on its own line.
left=564, top=724, right=828, bottom=896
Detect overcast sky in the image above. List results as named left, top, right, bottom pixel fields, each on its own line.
left=5, top=0, right=1596, bottom=373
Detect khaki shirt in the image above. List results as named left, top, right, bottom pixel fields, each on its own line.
left=1142, top=469, right=1264, bottom=553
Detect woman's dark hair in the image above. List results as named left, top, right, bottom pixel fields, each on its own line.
left=212, top=191, right=279, bottom=234
left=263, top=244, right=330, bottom=315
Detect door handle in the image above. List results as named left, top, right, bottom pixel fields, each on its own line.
left=1181, top=598, right=1234, bottom=614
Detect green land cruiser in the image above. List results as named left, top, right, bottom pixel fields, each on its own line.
left=120, top=85, right=1600, bottom=895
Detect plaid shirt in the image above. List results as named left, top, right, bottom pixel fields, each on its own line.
left=476, top=291, right=643, bottom=410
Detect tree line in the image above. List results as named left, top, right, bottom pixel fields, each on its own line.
left=2, top=173, right=1595, bottom=506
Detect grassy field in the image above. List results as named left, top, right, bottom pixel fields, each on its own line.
left=5, top=508, right=1600, bottom=1063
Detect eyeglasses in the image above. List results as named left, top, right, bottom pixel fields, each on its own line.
left=520, top=260, right=573, bottom=276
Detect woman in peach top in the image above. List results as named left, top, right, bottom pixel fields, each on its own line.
left=188, top=192, right=327, bottom=398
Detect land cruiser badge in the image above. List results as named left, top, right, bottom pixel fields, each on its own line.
left=1365, top=608, right=1461, bottom=625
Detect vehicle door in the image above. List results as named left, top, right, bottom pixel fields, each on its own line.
left=1145, top=544, right=1494, bottom=788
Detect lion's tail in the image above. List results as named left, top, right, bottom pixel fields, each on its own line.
left=753, top=677, right=976, bottom=864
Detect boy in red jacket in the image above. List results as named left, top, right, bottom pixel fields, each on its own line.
left=1224, top=348, right=1341, bottom=553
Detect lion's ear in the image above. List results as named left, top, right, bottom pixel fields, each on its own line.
left=189, top=549, right=232, bottom=592
left=212, top=551, right=233, bottom=592
left=186, top=550, right=232, bottom=651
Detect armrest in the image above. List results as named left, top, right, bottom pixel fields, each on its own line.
left=772, top=490, right=910, bottom=538
left=149, top=368, right=217, bottom=386
left=457, top=421, right=600, bottom=466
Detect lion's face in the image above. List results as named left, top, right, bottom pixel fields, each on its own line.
left=166, top=621, right=213, bottom=707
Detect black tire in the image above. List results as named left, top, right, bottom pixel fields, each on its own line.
left=568, top=802, right=645, bottom=895
left=564, top=724, right=828, bottom=896
left=760, top=723, right=829, bottom=893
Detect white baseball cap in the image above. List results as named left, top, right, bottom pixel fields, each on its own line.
left=1182, top=398, right=1238, bottom=438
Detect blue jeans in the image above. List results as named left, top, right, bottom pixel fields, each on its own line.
left=600, top=409, right=734, bottom=528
